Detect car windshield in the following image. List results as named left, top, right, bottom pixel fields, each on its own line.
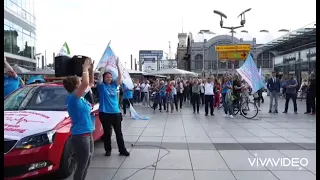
left=4, top=86, right=68, bottom=111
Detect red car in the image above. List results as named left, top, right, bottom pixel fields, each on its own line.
left=4, top=83, right=104, bottom=180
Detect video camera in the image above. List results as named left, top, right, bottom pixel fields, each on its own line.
left=54, top=55, right=90, bottom=77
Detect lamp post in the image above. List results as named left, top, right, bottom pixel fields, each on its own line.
left=213, top=8, right=251, bottom=78
left=35, top=53, right=42, bottom=69
left=198, top=30, right=215, bottom=78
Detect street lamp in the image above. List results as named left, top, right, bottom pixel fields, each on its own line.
left=198, top=30, right=215, bottom=77
left=213, top=8, right=251, bottom=77
left=35, top=53, right=42, bottom=69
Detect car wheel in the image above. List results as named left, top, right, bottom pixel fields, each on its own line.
left=56, top=137, right=75, bottom=178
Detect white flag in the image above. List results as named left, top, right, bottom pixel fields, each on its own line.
left=57, top=42, right=71, bottom=57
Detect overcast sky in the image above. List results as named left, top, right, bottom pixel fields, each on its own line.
left=35, top=0, right=316, bottom=67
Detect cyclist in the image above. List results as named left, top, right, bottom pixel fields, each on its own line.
left=232, top=75, right=242, bottom=110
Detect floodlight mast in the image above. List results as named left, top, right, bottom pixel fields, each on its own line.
left=213, top=8, right=251, bottom=79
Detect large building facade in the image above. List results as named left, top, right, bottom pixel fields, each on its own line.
left=177, top=33, right=274, bottom=76
left=4, top=0, right=37, bottom=70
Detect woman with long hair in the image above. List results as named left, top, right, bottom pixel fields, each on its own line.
left=221, top=76, right=233, bottom=118
left=63, top=58, right=94, bottom=180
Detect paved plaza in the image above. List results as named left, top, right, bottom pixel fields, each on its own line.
left=83, top=95, right=316, bottom=180
left=36, top=95, right=315, bottom=180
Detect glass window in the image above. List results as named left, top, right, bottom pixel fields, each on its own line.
left=26, top=86, right=68, bottom=111
left=26, top=13, right=31, bottom=22
left=11, top=0, right=17, bottom=4
left=4, top=25, right=12, bottom=53
left=16, top=31, right=23, bottom=56
left=12, top=22, right=22, bottom=32
left=4, top=18, right=11, bottom=26
left=11, top=2, right=18, bottom=13
left=21, top=0, right=26, bottom=9
left=25, top=0, right=30, bottom=13
left=21, top=9, right=26, bottom=19
left=263, top=60, right=270, bottom=68
left=4, top=0, right=7, bottom=7
left=22, top=34, right=31, bottom=58
left=10, top=28, right=19, bottom=55
left=16, top=0, right=22, bottom=7
left=7, top=0, right=13, bottom=11
left=4, top=86, right=35, bottom=111
left=16, top=5, right=22, bottom=17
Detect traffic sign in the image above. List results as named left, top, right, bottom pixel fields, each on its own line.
left=216, top=44, right=251, bottom=52
left=218, top=51, right=249, bottom=60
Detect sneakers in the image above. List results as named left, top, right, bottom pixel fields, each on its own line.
left=105, top=151, right=111, bottom=156
left=222, top=114, right=228, bottom=117
left=229, top=115, right=234, bottom=119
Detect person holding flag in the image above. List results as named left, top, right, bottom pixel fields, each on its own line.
left=97, top=58, right=130, bottom=157
left=4, top=56, right=25, bottom=98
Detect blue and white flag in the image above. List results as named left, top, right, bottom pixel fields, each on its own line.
left=96, top=41, right=134, bottom=89
left=129, top=104, right=150, bottom=120
left=236, top=54, right=264, bottom=93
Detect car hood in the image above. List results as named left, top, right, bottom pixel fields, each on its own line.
left=4, top=110, right=69, bottom=140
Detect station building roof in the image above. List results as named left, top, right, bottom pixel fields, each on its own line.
left=256, top=22, right=316, bottom=52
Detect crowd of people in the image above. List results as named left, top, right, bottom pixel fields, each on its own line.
left=119, top=71, right=316, bottom=117
left=124, top=74, right=263, bottom=118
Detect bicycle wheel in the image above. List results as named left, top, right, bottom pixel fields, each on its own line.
left=240, top=101, right=258, bottom=119
left=233, top=104, right=240, bottom=115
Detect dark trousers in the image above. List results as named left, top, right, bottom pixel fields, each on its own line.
left=152, top=93, right=161, bottom=111
left=284, top=93, right=297, bottom=112
left=134, top=90, right=140, bottom=103
left=177, top=92, right=183, bottom=108
left=192, top=93, right=200, bottom=112
left=258, top=90, right=264, bottom=103
left=159, top=96, right=166, bottom=110
left=306, top=93, right=316, bottom=113
left=122, top=98, right=133, bottom=114
left=99, top=112, right=126, bottom=153
left=71, top=135, right=94, bottom=180
left=173, top=94, right=178, bottom=110
left=200, top=93, right=205, bottom=105
left=205, top=95, right=214, bottom=115
left=140, top=91, right=145, bottom=102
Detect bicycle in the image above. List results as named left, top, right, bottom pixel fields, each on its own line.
left=232, top=93, right=259, bottom=119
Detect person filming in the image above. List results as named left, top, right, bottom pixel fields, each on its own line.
left=97, top=58, right=130, bottom=157
left=62, top=58, right=95, bottom=180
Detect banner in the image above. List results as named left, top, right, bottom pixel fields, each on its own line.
left=236, top=54, right=264, bottom=93
left=129, top=104, right=150, bottom=120
left=96, top=41, right=134, bottom=89
left=57, top=42, right=71, bottom=57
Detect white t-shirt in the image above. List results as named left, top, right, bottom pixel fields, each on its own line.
left=204, top=82, right=214, bottom=95
left=142, top=84, right=150, bottom=92
left=134, top=83, right=140, bottom=91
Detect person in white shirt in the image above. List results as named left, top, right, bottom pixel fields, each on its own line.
left=141, top=80, right=150, bottom=106
left=204, top=77, right=215, bottom=116
left=172, top=81, right=178, bottom=111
